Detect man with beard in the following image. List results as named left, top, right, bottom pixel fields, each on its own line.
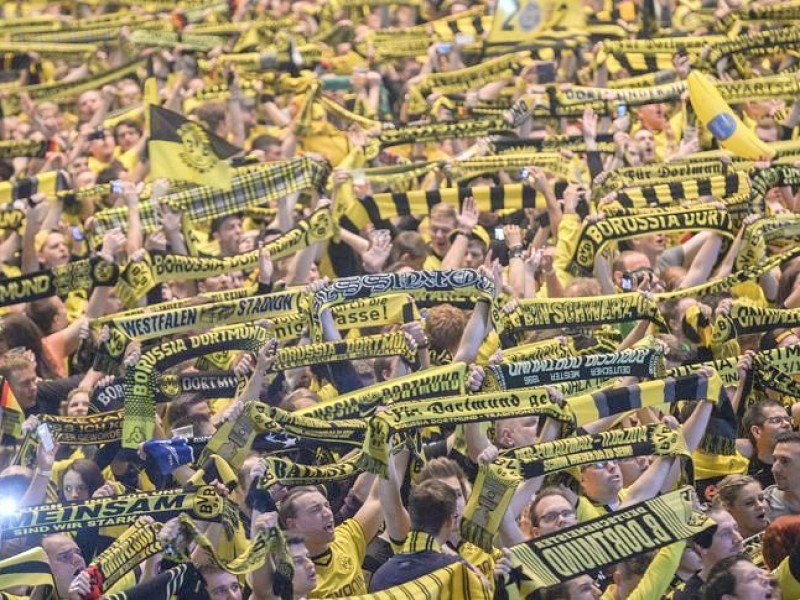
left=744, top=401, right=793, bottom=489
left=673, top=509, right=744, bottom=599
left=765, top=431, right=800, bottom=520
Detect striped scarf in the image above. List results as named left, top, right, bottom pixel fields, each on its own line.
left=92, top=157, right=330, bottom=239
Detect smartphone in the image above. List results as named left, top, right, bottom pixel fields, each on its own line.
left=111, top=180, right=122, bottom=194
left=616, top=103, right=628, bottom=118
left=519, top=168, right=530, bottom=180
left=87, top=128, right=106, bottom=142
left=436, top=42, right=453, bottom=55
left=620, top=273, right=634, bottom=291
left=37, top=423, right=54, bottom=452
left=48, top=137, right=63, bottom=153
left=71, top=225, right=84, bottom=242
left=535, top=62, right=557, bottom=84
left=171, top=425, right=194, bottom=439
left=495, top=227, right=505, bottom=241
left=455, top=33, right=474, bottom=45
left=352, top=170, right=366, bottom=186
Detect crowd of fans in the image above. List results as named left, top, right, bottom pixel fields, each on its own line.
left=1, top=0, right=800, bottom=599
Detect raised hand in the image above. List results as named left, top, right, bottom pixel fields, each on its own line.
left=458, top=196, right=479, bottom=234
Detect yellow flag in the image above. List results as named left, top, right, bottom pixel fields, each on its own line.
left=488, top=0, right=585, bottom=44
left=0, top=376, right=23, bottom=442
left=148, top=105, right=241, bottom=191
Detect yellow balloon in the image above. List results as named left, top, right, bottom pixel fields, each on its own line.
left=687, top=70, right=775, bottom=160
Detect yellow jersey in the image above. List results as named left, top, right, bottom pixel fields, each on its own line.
left=309, top=519, right=367, bottom=598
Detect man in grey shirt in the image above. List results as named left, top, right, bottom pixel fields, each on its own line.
left=764, top=431, right=800, bottom=521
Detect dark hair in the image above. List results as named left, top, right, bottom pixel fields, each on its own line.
left=0, top=160, right=13, bottom=181
left=167, top=394, right=209, bottom=427
left=775, top=430, right=800, bottom=448
left=534, top=582, right=571, bottom=600
left=701, top=553, right=750, bottom=600
left=96, top=161, right=127, bottom=185
left=27, top=299, right=60, bottom=336
left=61, top=459, right=105, bottom=499
left=113, top=119, right=142, bottom=144
left=0, top=313, right=58, bottom=379
left=191, top=102, right=227, bottom=133
left=742, top=400, right=786, bottom=444
left=616, top=551, right=655, bottom=582
left=409, top=479, right=456, bottom=536
left=250, top=134, right=281, bottom=152
left=210, top=214, right=243, bottom=235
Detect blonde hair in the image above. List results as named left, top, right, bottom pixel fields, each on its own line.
left=712, top=474, right=759, bottom=510
left=430, top=204, right=458, bottom=221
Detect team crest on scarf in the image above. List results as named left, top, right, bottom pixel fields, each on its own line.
left=177, top=122, right=216, bottom=173
left=160, top=375, right=181, bottom=398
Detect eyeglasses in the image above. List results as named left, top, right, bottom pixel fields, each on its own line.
left=764, top=416, right=792, bottom=425
left=537, top=508, right=576, bottom=524
left=583, top=460, right=618, bottom=470
left=55, top=548, right=82, bottom=564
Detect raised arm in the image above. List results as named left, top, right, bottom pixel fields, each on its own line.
left=377, top=442, right=411, bottom=544
left=442, top=197, right=479, bottom=270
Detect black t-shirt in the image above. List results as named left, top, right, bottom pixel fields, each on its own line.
left=422, top=439, right=478, bottom=481
left=673, top=573, right=704, bottom=600
left=26, top=375, right=83, bottom=416
left=748, top=456, right=776, bottom=489
left=363, top=536, right=395, bottom=585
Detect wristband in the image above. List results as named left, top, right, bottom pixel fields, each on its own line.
left=453, top=230, right=468, bottom=239
left=36, top=469, right=52, bottom=477
left=509, top=247, right=525, bottom=260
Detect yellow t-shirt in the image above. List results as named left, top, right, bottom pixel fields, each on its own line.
left=775, top=555, right=800, bottom=600
left=310, top=519, right=367, bottom=598
left=87, top=156, right=111, bottom=175
left=458, top=541, right=502, bottom=595
left=577, top=488, right=630, bottom=522
left=423, top=251, right=444, bottom=271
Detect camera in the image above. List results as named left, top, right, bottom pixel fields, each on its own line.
left=87, top=128, right=106, bottom=142
left=620, top=273, right=634, bottom=291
